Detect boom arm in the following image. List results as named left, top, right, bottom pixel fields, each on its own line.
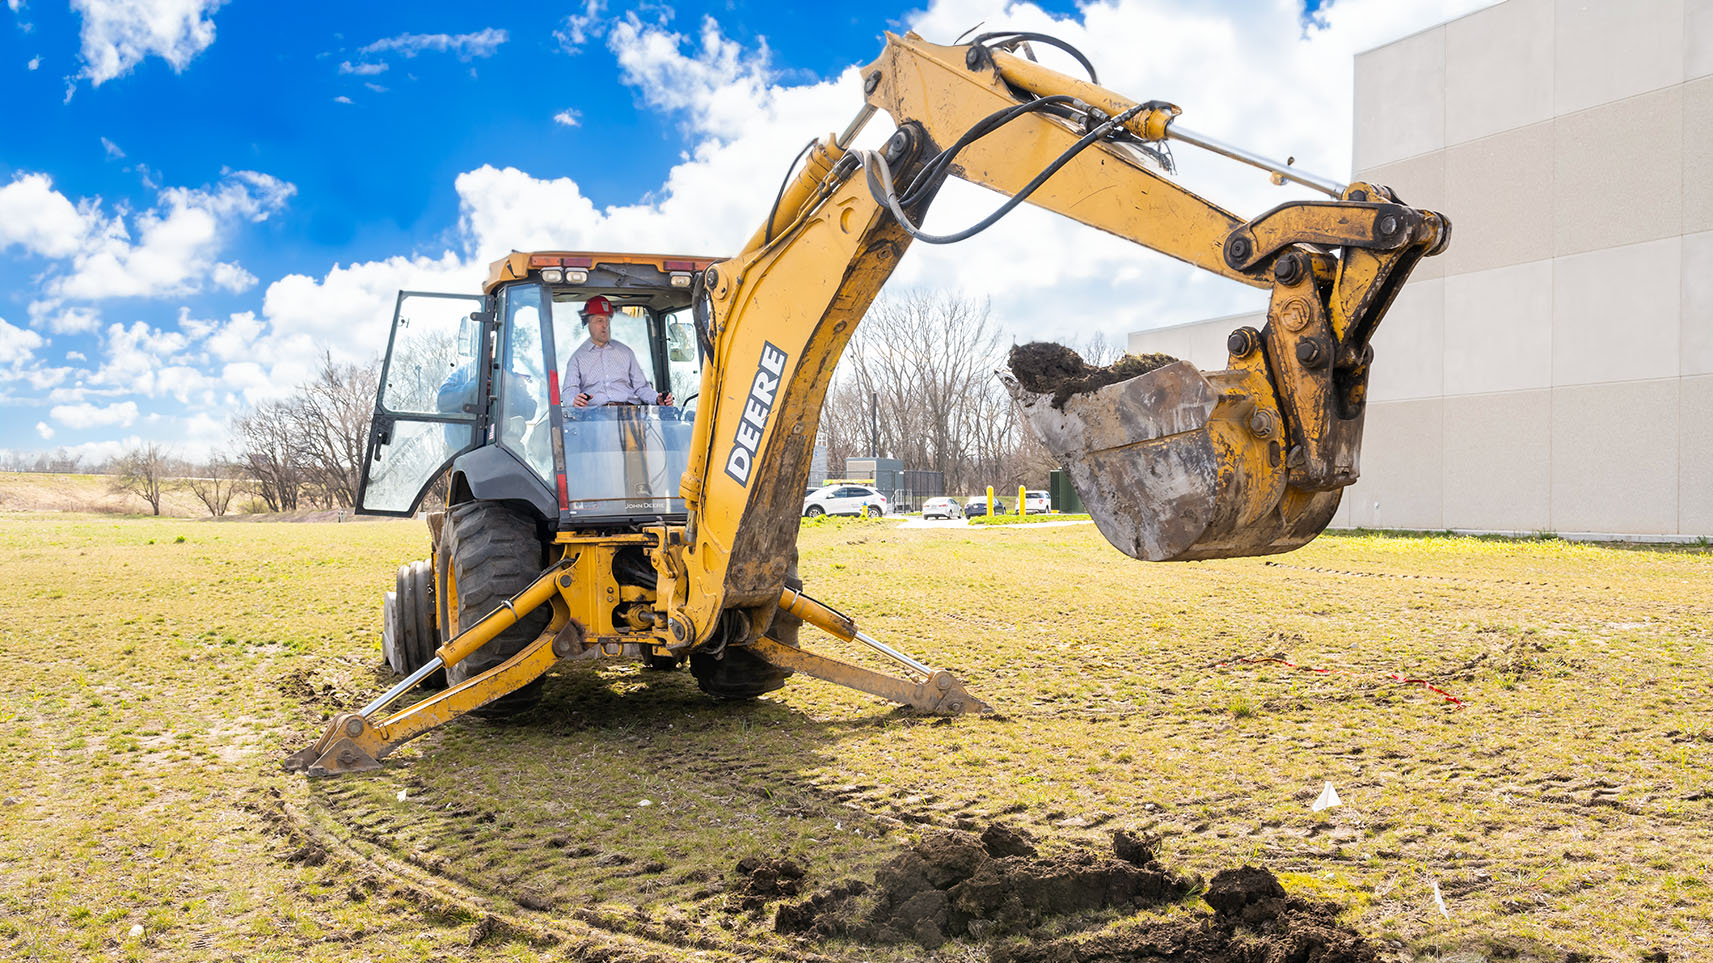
left=283, top=28, right=1451, bottom=773
left=665, top=31, right=1447, bottom=650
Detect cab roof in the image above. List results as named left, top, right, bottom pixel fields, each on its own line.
left=484, top=251, right=722, bottom=295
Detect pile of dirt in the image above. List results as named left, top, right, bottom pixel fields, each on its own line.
left=730, top=856, right=806, bottom=911
left=1008, top=342, right=1179, bottom=409
left=774, top=825, right=1190, bottom=949
left=993, top=865, right=1382, bottom=963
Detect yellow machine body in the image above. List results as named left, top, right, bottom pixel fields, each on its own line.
left=288, top=29, right=1446, bottom=773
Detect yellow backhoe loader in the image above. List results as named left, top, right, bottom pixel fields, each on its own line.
left=285, top=29, right=1447, bottom=776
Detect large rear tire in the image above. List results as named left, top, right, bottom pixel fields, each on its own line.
left=382, top=559, right=446, bottom=688
left=689, top=550, right=801, bottom=700
left=441, top=501, right=551, bottom=716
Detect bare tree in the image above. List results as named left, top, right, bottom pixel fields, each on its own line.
left=185, top=455, right=242, bottom=517
left=1075, top=330, right=1123, bottom=366
left=110, top=443, right=171, bottom=515
left=234, top=401, right=302, bottom=511
left=293, top=352, right=379, bottom=508
left=823, top=291, right=1004, bottom=492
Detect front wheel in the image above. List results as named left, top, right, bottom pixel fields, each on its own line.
left=440, top=501, right=551, bottom=716
left=805, top=505, right=825, bottom=518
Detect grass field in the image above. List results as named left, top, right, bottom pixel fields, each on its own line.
left=0, top=471, right=218, bottom=517
left=0, top=511, right=1708, bottom=962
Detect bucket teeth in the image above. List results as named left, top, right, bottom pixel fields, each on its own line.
left=282, top=735, right=383, bottom=777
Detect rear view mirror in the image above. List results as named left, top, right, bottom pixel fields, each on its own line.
left=457, top=316, right=476, bottom=361
left=668, top=321, right=695, bottom=362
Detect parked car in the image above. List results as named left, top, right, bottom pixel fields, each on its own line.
left=803, top=484, right=889, bottom=518
left=920, top=496, right=962, bottom=520
left=963, top=498, right=1006, bottom=517
left=1023, top=490, right=1051, bottom=514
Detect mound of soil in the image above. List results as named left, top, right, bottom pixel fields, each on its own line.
left=730, top=856, right=806, bottom=911
left=1008, top=342, right=1179, bottom=409
left=775, top=826, right=1190, bottom=949
left=993, top=865, right=1381, bottom=963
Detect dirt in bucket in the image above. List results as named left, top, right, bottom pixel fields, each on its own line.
left=1008, top=342, right=1179, bottom=410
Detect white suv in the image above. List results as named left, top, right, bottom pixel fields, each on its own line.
left=1023, top=490, right=1051, bottom=514
left=803, top=484, right=889, bottom=518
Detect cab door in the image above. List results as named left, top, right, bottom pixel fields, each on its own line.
left=356, top=291, right=488, bottom=515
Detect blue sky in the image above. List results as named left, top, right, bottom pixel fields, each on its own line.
left=0, top=0, right=1490, bottom=462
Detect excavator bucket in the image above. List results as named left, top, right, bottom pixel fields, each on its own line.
left=1004, top=343, right=1342, bottom=562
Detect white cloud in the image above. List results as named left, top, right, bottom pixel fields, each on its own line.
left=211, top=261, right=256, bottom=292
left=38, top=169, right=293, bottom=302
left=260, top=251, right=466, bottom=351
left=553, top=108, right=581, bottom=127
left=27, top=56, right=40, bottom=71
left=609, top=13, right=773, bottom=139
left=87, top=320, right=195, bottom=398
left=198, top=309, right=262, bottom=362
left=360, top=28, right=506, bottom=61
left=65, top=350, right=86, bottom=362
left=363, top=81, right=386, bottom=93
left=338, top=60, right=387, bottom=75
left=555, top=0, right=607, bottom=53
left=35, top=422, right=54, bottom=440
left=2, top=435, right=143, bottom=466
left=0, top=317, right=46, bottom=358
left=71, top=0, right=225, bottom=86
left=0, top=173, right=100, bottom=259
left=35, top=303, right=102, bottom=335
left=50, top=399, right=138, bottom=429
left=333, top=95, right=353, bottom=104
left=101, top=136, right=124, bottom=159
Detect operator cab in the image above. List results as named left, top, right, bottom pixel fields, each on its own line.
left=356, top=252, right=719, bottom=526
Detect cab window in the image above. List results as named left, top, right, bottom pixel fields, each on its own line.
left=551, top=296, right=654, bottom=394
left=662, top=308, right=703, bottom=405
left=499, top=284, right=552, bottom=479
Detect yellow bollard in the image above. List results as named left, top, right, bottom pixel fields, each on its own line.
left=985, top=485, right=994, bottom=518
left=1017, top=485, right=1026, bottom=516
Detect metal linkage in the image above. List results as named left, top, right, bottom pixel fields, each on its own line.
left=1163, top=123, right=1347, bottom=198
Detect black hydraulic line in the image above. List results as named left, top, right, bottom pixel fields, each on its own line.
left=764, top=138, right=818, bottom=246
left=968, top=31, right=1099, bottom=83
left=868, top=100, right=1150, bottom=245
left=898, top=95, right=1080, bottom=208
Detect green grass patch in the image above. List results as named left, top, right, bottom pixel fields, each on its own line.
left=967, top=512, right=1092, bottom=525
left=0, top=513, right=1707, bottom=961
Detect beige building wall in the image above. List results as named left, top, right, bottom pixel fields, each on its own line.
left=1130, top=0, right=1712, bottom=539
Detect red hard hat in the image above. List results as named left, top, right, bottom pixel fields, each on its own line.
left=580, top=295, right=614, bottom=319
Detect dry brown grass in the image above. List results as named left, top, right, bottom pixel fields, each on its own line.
left=0, top=471, right=214, bottom=517
left=0, top=512, right=1707, bottom=961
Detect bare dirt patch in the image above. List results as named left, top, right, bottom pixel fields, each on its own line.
left=995, top=865, right=1380, bottom=963
left=775, top=825, right=1192, bottom=948
left=1007, top=342, right=1179, bottom=409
